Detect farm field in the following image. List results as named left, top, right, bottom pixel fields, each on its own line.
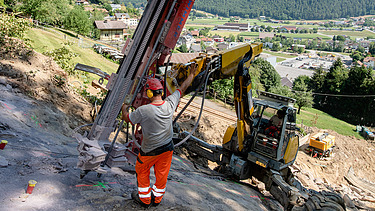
left=319, top=30, right=375, bottom=38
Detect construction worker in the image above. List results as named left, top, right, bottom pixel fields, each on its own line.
left=121, top=64, right=197, bottom=208
left=265, top=110, right=285, bottom=138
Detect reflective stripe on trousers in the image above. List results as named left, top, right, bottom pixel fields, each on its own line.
left=135, top=150, right=173, bottom=205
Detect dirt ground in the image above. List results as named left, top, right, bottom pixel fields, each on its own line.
left=0, top=48, right=282, bottom=210
left=1, top=45, right=375, bottom=210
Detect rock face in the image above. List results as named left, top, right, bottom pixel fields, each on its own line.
left=0, top=155, right=8, bottom=167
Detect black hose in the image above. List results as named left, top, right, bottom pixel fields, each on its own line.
left=174, top=59, right=219, bottom=147
left=173, top=59, right=216, bottom=125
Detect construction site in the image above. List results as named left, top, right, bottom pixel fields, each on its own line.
left=1, top=1, right=375, bottom=211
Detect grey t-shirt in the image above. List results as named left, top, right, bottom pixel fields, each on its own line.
left=129, top=90, right=181, bottom=153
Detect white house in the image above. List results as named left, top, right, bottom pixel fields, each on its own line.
left=110, top=4, right=121, bottom=11
left=114, top=13, right=138, bottom=28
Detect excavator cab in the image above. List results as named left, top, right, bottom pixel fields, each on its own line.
left=248, top=91, right=299, bottom=170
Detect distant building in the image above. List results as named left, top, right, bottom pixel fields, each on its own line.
left=190, top=30, right=199, bottom=37
left=114, top=13, right=130, bottom=21
left=201, top=37, right=213, bottom=45
left=114, top=13, right=138, bottom=28
left=217, top=43, right=229, bottom=51
left=280, top=26, right=297, bottom=32
left=206, top=46, right=218, bottom=54
left=164, top=53, right=200, bottom=65
left=215, top=23, right=250, bottom=31
left=244, top=37, right=252, bottom=43
left=214, top=37, right=224, bottom=42
left=215, top=25, right=241, bottom=31
left=281, top=77, right=293, bottom=89
left=190, top=44, right=202, bottom=53
left=259, top=32, right=275, bottom=40
left=360, top=40, right=371, bottom=48
left=110, top=4, right=121, bottom=11
left=94, top=20, right=127, bottom=41
left=259, top=16, right=266, bottom=20
left=363, top=57, right=375, bottom=69
left=76, top=0, right=89, bottom=5
left=292, top=44, right=306, bottom=50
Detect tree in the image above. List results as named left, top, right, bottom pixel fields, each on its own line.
left=369, top=42, right=375, bottom=55
left=293, top=75, right=314, bottom=114
left=237, top=34, right=244, bottom=42
left=0, top=12, right=30, bottom=47
left=178, top=44, right=188, bottom=53
left=350, top=51, right=364, bottom=62
left=336, top=35, right=345, bottom=41
left=269, top=85, right=294, bottom=98
left=64, top=6, right=91, bottom=36
left=294, top=90, right=313, bottom=114
left=253, top=58, right=280, bottom=91
left=229, top=34, right=236, bottom=42
left=310, top=67, right=326, bottom=92
left=271, top=42, right=281, bottom=51
left=266, top=26, right=273, bottom=32
left=357, top=45, right=365, bottom=53
left=322, top=58, right=348, bottom=93
left=297, top=47, right=304, bottom=54
left=199, top=27, right=211, bottom=36
left=293, top=75, right=311, bottom=91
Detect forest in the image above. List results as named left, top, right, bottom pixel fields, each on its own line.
left=290, top=60, right=374, bottom=126
left=122, top=0, right=375, bottom=20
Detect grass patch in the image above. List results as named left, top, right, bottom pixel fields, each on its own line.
left=263, top=50, right=298, bottom=58
left=319, top=30, right=375, bottom=38
left=26, top=28, right=119, bottom=79
left=276, top=57, right=286, bottom=62
left=297, top=107, right=362, bottom=139
left=279, top=33, right=331, bottom=40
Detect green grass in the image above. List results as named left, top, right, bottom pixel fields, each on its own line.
left=297, top=107, right=362, bottom=139
left=263, top=50, right=298, bottom=58
left=25, top=28, right=119, bottom=78
left=319, top=30, right=375, bottom=38
left=276, top=57, right=286, bottom=62
left=280, top=33, right=331, bottom=40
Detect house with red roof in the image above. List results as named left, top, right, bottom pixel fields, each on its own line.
left=280, top=26, right=297, bottom=33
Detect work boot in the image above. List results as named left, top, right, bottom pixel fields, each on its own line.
left=131, top=190, right=151, bottom=208
left=151, top=192, right=160, bottom=207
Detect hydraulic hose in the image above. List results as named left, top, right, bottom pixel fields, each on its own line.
left=174, top=59, right=219, bottom=147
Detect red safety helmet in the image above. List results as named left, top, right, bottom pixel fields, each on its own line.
left=145, top=78, right=163, bottom=91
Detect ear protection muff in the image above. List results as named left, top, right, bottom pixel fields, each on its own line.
left=147, top=89, right=153, bottom=99
left=147, top=89, right=164, bottom=99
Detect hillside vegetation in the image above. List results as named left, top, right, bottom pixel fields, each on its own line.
left=122, top=0, right=375, bottom=20
left=194, top=0, right=375, bottom=20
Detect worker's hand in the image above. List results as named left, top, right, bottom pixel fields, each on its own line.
left=190, top=63, right=198, bottom=76
left=121, top=104, right=130, bottom=113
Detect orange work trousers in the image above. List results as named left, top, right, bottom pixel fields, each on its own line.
left=135, top=150, right=173, bottom=205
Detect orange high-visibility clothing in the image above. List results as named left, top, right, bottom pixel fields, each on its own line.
left=135, top=150, right=173, bottom=205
